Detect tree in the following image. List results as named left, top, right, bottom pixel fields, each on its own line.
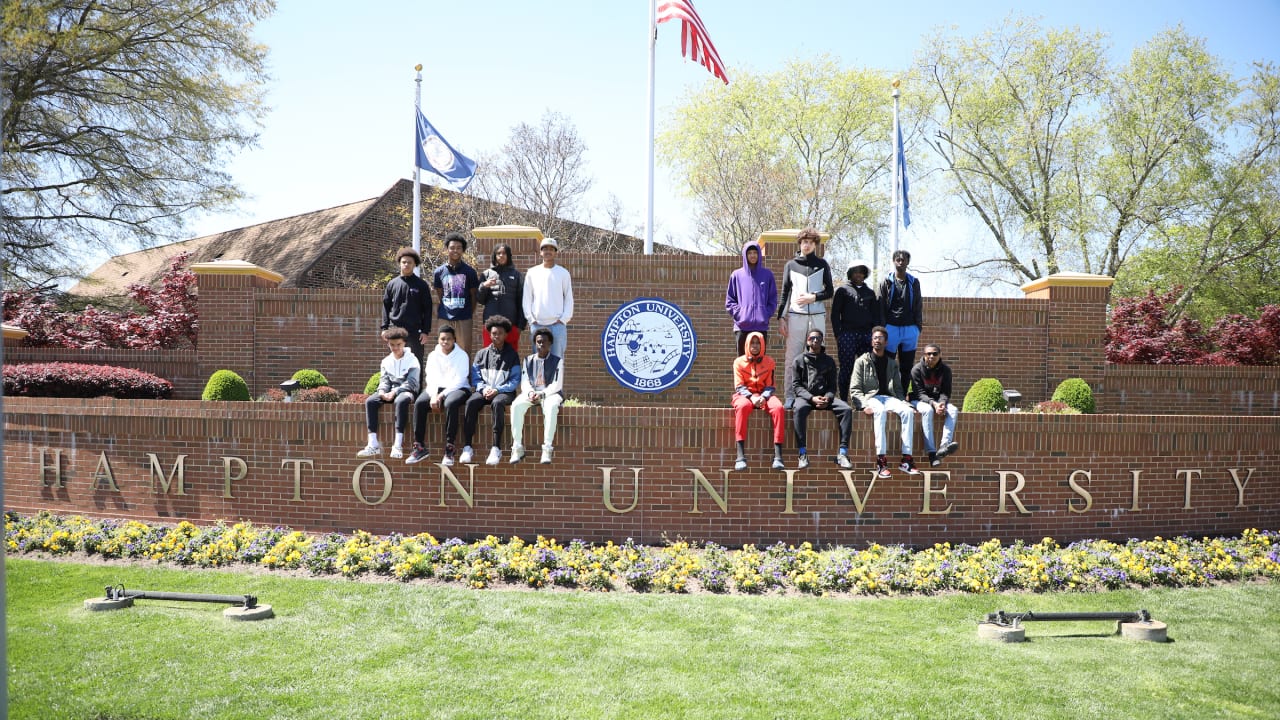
left=1105, top=288, right=1280, bottom=365
left=1, top=0, right=273, bottom=290
left=471, top=111, right=593, bottom=242
left=659, top=56, right=894, bottom=256
left=920, top=18, right=1235, bottom=288
left=1113, top=63, right=1280, bottom=322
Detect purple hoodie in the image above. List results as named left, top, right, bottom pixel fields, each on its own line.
left=725, top=241, right=778, bottom=333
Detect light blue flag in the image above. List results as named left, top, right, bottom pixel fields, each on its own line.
left=415, top=109, right=476, bottom=192
left=896, top=120, right=911, bottom=228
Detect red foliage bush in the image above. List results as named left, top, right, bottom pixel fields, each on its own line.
left=1107, top=289, right=1280, bottom=365
left=295, top=386, right=340, bottom=403
left=343, top=393, right=367, bottom=404
left=3, top=252, right=198, bottom=349
left=3, top=363, right=173, bottom=399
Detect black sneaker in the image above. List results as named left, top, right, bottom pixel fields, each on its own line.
left=929, top=451, right=941, bottom=467
left=405, top=443, right=430, bottom=465
left=876, top=455, right=891, bottom=479
left=900, top=455, right=920, bottom=475
left=442, top=443, right=456, bottom=467
left=939, top=441, right=960, bottom=459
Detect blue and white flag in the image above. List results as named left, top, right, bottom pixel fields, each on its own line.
left=415, top=109, right=476, bottom=192
left=895, top=119, right=911, bottom=229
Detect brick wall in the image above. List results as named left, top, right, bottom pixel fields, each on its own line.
left=6, top=397, right=1277, bottom=547
left=2, top=347, right=202, bottom=399
left=1100, top=365, right=1280, bottom=415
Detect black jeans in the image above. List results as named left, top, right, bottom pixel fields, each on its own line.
left=792, top=398, right=854, bottom=451
left=413, top=388, right=469, bottom=446
left=463, top=391, right=516, bottom=448
left=365, top=391, right=414, bottom=433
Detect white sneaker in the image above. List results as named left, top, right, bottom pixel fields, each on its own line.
left=356, top=444, right=382, bottom=458
left=459, top=446, right=474, bottom=464
left=510, top=444, right=526, bottom=463
left=389, top=445, right=404, bottom=459
left=485, top=447, right=501, bottom=465
left=540, top=447, right=553, bottom=464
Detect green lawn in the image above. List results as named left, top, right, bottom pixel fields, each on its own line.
left=7, top=558, right=1280, bottom=719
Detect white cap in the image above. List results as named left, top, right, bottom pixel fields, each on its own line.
left=540, top=238, right=559, bottom=250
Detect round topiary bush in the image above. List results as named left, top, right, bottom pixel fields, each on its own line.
left=202, top=370, right=250, bottom=402
left=364, top=372, right=381, bottom=395
left=291, top=368, right=330, bottom=389
left=962, top=378, right=1008, bottom=413
left=1051, top=378, right=1096, bottom=414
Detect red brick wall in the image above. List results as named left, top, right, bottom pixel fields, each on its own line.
left=1100, top=365, right=1280, bottom=415
left=6, top=397, right=1277, bottom=546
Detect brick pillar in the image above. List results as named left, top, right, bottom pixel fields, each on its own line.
left=192, top=260, right=284, bottom=396
left=1020, top=272, right=1113, bottom=403
left=471, top=225, right=544, bottom=269
left=3, top=324, right=30, bottom=349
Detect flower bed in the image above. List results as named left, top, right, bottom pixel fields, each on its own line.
left=7, top=511, right=1279, bottom=595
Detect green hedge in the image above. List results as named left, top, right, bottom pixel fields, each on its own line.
left=1052, top=378, right=1096, bottom=414
left=961, top=378, right=1007, bottom=412
left=202, top=370, right=250, bottom=401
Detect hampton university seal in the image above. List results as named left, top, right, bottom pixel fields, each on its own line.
left=600, top=298, right=697, bottom=393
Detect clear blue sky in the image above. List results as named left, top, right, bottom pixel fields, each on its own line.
left=187, top=0, right=1280, bottom=293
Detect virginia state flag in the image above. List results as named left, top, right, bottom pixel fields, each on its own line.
left=415, top=109, right=476, bottom=192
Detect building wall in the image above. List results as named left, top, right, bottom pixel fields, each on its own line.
left=6, top=397, right=1276, bottom=546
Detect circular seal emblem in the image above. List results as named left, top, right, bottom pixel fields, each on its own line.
left=421, top=135, right=456, bottom=172
left=601, top=298, right=698, bottom=393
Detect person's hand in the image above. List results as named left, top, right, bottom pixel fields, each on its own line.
left=752, top=394, right=764, bottom=408
left=779, top=322, right=789, bottom=338
left=419, top=332, right=429, bottom=345
left=431, top=394, right=442, bottom=409
left=934, top=403, right=946, bottom=416
left=483, top=388, right=497, bottom=400
left=797, top=293, right=815, bottom=306
left=863, top=406, right=875, bottom=416
left=381, top=391, right=394, bottom=402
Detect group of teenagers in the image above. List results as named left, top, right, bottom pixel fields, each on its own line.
left=726, top=228, right=960, bottom=477
left=360, top=232, right=573, bottom=466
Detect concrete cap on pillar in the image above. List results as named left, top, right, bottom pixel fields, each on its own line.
left=189, top=259, right=285, bottom=285
left=471, top=225, right=544, bottom=241
left=1020, top=272, right=1114, bottom=296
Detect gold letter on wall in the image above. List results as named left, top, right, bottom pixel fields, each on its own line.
left=1228, top=468, right=1255, bottom=508
left=1130, top=470, right=1142, bottom=511
left=352, top=461, right=393, bottom=506
left=996, top=471, right=1030, bottom=514
left=1177, top=469, right=1202, bottom=510
left=1067, top=470, right=1093, bottom=514
left=221, top=457, right=247, bottom=499
left=600, top=467, right=640, bottom=514
left=920, top=471, right=953, bottom=515
left=92, top=452, right=119, bottom=492
left=39, top=448, right=63, bottom=488
left=281, top=459, right=313, bottom=502
left=438, top=463, right=475, bottom=508
left=147, top=453, right=187, bottom=496
left=838, top=470, right=877, bottom=515
left=687, top=469, right=729, bottom=514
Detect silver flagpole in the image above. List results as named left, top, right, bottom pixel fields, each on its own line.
left=891, top=80, right=901, bottom=257
left=412, top=64, right=423, bottom=260
left=644, top=0, right=657, bottom=255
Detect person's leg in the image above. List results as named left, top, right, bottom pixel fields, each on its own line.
left=866, top=396, right=889, bottom=455
left=412, top=391, right=433, bottom=446
left=731, top=394, right=753, bottom=442
left=541, top=393, right=562, bottom=449
left=489, top=392, right=515, bottom=449
left=735, top=330, right=747, bottom=358
left=792, top=402, right=812, bottom=451
left=765, top=396, right=786, bottom=445
left=915, top=400, right=937, bottom=453
left=941, top=403, right=959, bottom=449
left=887, top=397, right=914, bottom=455
left=364, top=394, right=382, bottom=434
left=442, top=389, right=469, bottom=445
left=393, top=392, right=414, bottom=433
left=548, top=322, right=567, bottom=360
left=836, top=331, right=857, bottom=402
left=506, top=327, right=520, bottom=354
left=481, top=324, right=492, bottom=349
left=510, top=394, right=531, bottom=449
left=462, top=392, right=487, bottom=448
left=454, top=317, right=474, bottom=357
left=831, top=398, right=853, bottom=450
left=782, top=314, right=807, bottom=405
left=896, top=325, right=920, bottom=393
left=852, top=329, right=872, bottom=359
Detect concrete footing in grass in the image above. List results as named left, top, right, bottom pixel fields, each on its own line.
left=977, top=622, right=1025, bottom=642
left=84, top=597, right=134, bottom=611
left=224, top=604, right=274, bottom=621
left=1119, top=620, right=1168, bottom=642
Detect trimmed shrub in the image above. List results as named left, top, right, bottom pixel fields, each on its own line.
left=1031, top=400, right=1081, bottom=415
left=291, top=369, right=330, bottom=389
left=202, top=370, right=250, bottom=401
left=295, top=386, right=340, bottom=403
left=364, top=372, right=381, bottom=394
left=343, top=393, right=367, bottom=404
left=258, top=388, right=286, bottom=402
left=1051, top=378, right=1096, bottom=414
left=961, top=378, right=1007, bottom=413
left=3, top=362, right=172, bottom=399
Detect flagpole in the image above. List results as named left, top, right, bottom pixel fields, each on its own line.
left=644, top=0, right=657, bottom=256
left=412, top=65, right=424, bottom=260
left=891, top=81, right=901, bottom=257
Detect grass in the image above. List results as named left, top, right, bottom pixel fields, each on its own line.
left=7, top=559, right=1280, bottom=719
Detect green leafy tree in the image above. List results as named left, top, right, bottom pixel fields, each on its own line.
left=659, top=56, right=895, bottom=256
left=920, top=18, right=1236, bottom=289
left=1, top=0, right=274, bottom=290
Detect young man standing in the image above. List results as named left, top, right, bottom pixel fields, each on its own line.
left=789, top=329, right=854, bottom=470
left=433, top=232, right=480, bottom=356
left=910, top=343, right=960, bottom=467
left=510, top=327, right=564, bottom=465
left=878, top=249, right=923, bottom=393
left=477, top=243, right=525, bottom=351
left=460, top=315, right=522, bottom=465
left=831, top=260, right=879, bottom=402
left=731, top=331, right=786, bottom=471
left=850, top=326, right=918, bottom=477
left=777, top=228, right=833, bottom=406
left=522, top=237, right=574, bottom=360
left=725, top=240, right=777, bottom=356
left=381, top=247, right=432, bottom=366
left=357, top=327, right=420, bottom=459
left=406, top=325, right=471, bottom=466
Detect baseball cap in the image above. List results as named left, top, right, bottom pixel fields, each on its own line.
left=540, top=238, right=559, bottom=250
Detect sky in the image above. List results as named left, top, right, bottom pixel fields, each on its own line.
left=184, top=0, right=1280, bottom=295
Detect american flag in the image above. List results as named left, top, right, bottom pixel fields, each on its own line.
left=656, top=0, right=730, bottom=85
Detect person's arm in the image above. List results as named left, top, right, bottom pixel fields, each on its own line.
left=725, top=275, right=740, bottom=319
left=913, top=276, right=924, bottom=328
left=560, top=271, right=574, bottom=324
left=733, top=358, right=752, bottom=397
left=381, top=281, right=394, bottom=330
left=831, top=288, right=846, bottom=330
left=791, top=358, right=813, bottom=403
left=470, top=358, right=486, bottom=393
left=495, top=351, right=521, bottom=394
left=403, top=357, right=420, bottom=394
left=777, top=262, right=793, bottom=319
left=543, top=356, right=564, bottom=397
left=764, top=270, right=778, bottom=322
left=939, top=365, right=952, bottom=408
left=377, top=357, right=393, bottom=394
left=445, top=350, right=471, bottom=393
left=909, top=363, right=924, bottom=403
left=815, top=264, right=834, bottom=303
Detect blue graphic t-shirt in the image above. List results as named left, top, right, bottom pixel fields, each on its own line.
left=432, top=262, right=479, bottom=321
